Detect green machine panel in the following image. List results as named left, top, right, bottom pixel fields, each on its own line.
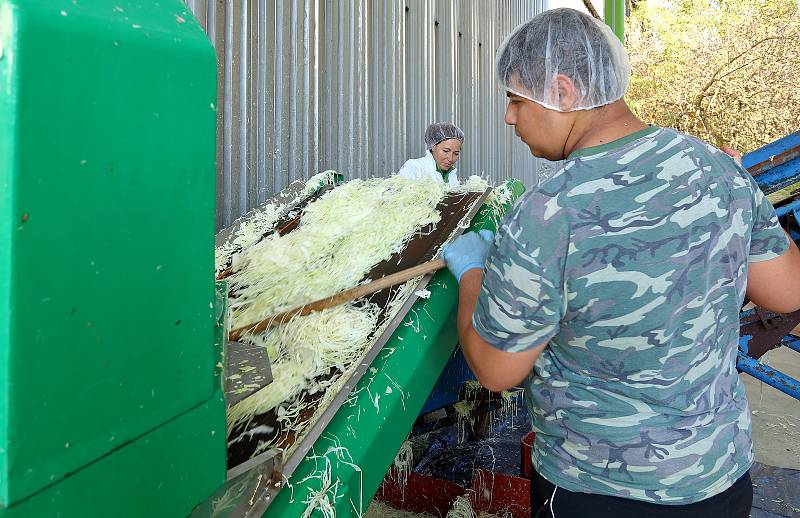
left=0, top=0, right=225, bottom=510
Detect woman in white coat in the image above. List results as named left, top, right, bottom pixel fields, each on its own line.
left=398, top=122, right=464, bottom=187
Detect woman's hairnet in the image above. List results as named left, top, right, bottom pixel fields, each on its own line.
left=495, top=8, right=630, bottom=112
left=424, top=122, right=465, bottom=150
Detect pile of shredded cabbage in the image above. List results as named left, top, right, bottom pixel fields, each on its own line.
left=228, top=176, right=447, bottom=325
left=215, top=171, right=338, bottom=275
left=225, top=174, right=498, bottom=460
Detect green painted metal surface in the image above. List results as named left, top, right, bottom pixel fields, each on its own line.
left=604, top=0, right=625, bottom=42
left=264, top=181, right=525, bottom=517
left=0, top=2, right=16, bottom=507
left=0, top=0, right=224, bottom=511
left=0, top=394, right=226, bottom=518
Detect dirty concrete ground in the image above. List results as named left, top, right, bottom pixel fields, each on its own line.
left=742, top=345, right=800, bottom=470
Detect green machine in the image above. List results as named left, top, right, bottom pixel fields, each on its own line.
left=0, top=1, right=225, bottom=516
left=0, top=1, right=527, bottom=516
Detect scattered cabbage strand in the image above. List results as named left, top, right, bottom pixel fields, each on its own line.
left=299, top=454, right=339, bottom=518
left=453, top=400, right=476, bottom=444
left=299, top=444, right=363, bottom=518
left=389, top=439, right=414, bottom=496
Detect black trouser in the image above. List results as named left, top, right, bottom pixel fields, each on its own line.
left=531, top=467, right=753, bottom=518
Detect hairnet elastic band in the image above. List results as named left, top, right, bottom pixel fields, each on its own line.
left=505, top=88, right=617, bottom=113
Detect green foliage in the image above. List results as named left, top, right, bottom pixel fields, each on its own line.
left=626, top=0, right=800, bottom=152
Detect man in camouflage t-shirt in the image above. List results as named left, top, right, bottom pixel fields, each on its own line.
left=443, top=8, right=800, bottom=518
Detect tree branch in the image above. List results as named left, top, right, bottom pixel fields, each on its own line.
left=582, top=0, right=603, bottom=21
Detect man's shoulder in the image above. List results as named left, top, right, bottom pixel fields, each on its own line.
left=500, top=186, right=571, bottom=241
left=622, top=126, right=735, bottom=166
left=565, top=125, right=744, bottom=189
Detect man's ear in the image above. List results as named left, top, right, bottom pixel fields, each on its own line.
left=553, top=74, right=579, bottom=111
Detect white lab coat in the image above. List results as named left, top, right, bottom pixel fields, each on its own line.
left=397, top=152, right=459, bottom=187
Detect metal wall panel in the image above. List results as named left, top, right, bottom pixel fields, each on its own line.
left=187, top=1, right=547, bottom=228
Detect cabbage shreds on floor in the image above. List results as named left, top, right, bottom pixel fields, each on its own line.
left=447, top=496, right=478, bottom=518
left=446, top=495, right=508, bottom=518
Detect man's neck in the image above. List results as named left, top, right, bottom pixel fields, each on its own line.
left=564, top=101, right=648, bottom=158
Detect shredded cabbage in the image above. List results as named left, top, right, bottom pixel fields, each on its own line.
left=225, top=174, right=492, bottom=464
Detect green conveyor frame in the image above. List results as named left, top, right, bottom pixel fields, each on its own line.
left=263, top=181, right=525, bottom=517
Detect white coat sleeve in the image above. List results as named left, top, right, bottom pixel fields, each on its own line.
left=397, top=159, right=419, bottom=180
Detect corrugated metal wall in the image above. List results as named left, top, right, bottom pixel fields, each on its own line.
left=185, top=1, right=547, bottom=229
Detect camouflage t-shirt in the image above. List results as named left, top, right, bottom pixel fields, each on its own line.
left=473, top=126, right=789, bottom=504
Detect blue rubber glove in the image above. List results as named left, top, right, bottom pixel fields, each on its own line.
left=442, top=229, right=495, bottom=283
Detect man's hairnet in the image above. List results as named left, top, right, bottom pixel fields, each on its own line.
left=425, top=122, right=465, bottom=150
left=495, top=8, right=630, bottom=112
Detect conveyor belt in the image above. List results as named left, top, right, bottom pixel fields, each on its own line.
left=226, top=189, right=489, bottom=471
left=213, top=186, right=490, bottom=516
left=191, top=180, right=525, bottom=517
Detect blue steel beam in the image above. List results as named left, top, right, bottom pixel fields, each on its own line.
left=743, top=131, right=800, bottom=172
left=781, top=335, right=800, bottom=354
left=738, top=336, right=800, bottom=400
left=746, top=132, right=800, bottom=195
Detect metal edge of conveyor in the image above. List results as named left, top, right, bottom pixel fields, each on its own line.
left=278, top=187, right=492, bottom=482
left=189, top=450, right=283, bottom=517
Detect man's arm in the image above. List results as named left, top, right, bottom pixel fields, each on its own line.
left=456, top=269, right=547, bottom=392
left=747, top=233, right=800, bottom=313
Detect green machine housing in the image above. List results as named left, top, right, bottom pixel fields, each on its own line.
left=0, top=0, right=530, bottom=516
left=0, top=1, right=226, bottom=515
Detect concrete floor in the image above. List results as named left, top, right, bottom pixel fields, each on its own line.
left=742, top=345, right=800, bottom=470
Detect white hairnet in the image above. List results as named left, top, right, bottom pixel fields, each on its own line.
left=495, top=8, right=630, bottom=112
left=424, top=122, right=465, bottom=150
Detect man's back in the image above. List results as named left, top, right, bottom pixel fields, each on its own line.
left=474, top=126, right=789, bottom=503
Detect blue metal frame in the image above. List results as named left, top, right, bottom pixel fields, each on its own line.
left=743, top=131, right=800, bottom=200
left=419, top=348, right=476, bottom=415
left=738, top=336, right=800, bottom=400
left=737, top=132, right=800, bottom=400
